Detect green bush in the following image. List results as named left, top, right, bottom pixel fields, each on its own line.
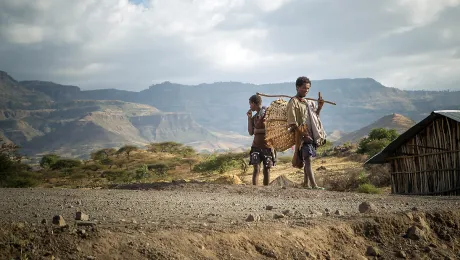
left=317, top=140, right=334, bottom=156
left=277, top=156, right=291, bottom=164
left=0, top=138, right=39, bottom=188
left=103, top=170, right=132, bottom=182
left=40, top=154, right=60, bottom=168
left=193, top=152, right=245, bottom=174
left=147, top=163, right=169, bottom=176
left=135, top=164, right=151, bottom=180
left=357, top=128, right=399, bottom=157
left=50, top=159, right=82, bottom=170
left=357, top=183, right=381, bottom=194
left=116, top=145, right=138, bottom=160
left=3, top=171, right=39, bottom=188
left=81, top=164, right=104, bottom=172
left=147, top=142, right=196, bottom=156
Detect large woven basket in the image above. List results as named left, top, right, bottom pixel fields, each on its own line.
left=265, top=98, right=295, bottom=152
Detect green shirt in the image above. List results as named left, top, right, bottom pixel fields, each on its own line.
left=287, top=97, right=317, bottom=129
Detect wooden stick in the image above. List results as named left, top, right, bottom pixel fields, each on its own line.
left=256, top=92, right=337, bottom=105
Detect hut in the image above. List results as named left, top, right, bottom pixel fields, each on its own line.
left=365, top=110, right=460, bottom=196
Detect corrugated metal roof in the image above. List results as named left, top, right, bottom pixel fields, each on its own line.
left=434, top=110, right=460, bottom=123
left=365, top=110, right=460, bottom=164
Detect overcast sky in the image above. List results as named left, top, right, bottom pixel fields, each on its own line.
left=0, top=0, right=459, bottom=91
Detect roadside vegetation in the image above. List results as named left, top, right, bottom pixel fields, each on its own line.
left=0, top=128, right=398, bottom=194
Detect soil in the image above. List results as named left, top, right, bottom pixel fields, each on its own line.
left=1, top=183, right=460, bottom=259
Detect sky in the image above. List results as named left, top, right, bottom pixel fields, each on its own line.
left=0, top=0, right=459, bottom=91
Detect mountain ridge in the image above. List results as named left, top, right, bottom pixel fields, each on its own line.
left=335, top=113, right=416, bottom=145
left=2, top=70, right=460, bottom=158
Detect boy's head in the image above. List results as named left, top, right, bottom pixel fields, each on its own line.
left=249, top=94, right=262, bottom=111
left=295, top=76, right=311, bottom=97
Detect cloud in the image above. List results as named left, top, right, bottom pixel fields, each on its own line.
left=0, top=0, right=459, bottom=91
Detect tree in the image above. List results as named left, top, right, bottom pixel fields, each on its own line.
left=0, top=137, right=22, bottom=163
left=147, top=142, right=196, bottom=156
left=192, top=152, right=248, bottom=174
left=40, top=154, right=60, bottom=168
left=182, top=157, right=200, bottom=171
left=135, top=164, right=150, bottom=180
left=50, top=159, right=82, bottom=170
left=117, top=145, right=138, bottom=160
left=357, top=128, right=399, bottom=157
left=147, top=163, right=169, bottom=176
left=91, top=148, right=116, bottom=161
left=0, top=138, right=35, bottom=187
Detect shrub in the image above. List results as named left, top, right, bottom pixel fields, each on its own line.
left=103, top=170, right=132, bottom=182
left=365, top=164, right=391, bottom=187
left=40, top=154, right=60, bottom=168
left=81, top=164, right=104, bottom=172
left=0, top=138, right=38, bottom=187
left=50, top=159, right=82, bottom=170
left=147, top=142, right=196, bottom=156
left=193, top=152, right=246, bottom=174
left=116, top=145, right=138, bottom=160
left=357, top=183, right=381, bottom=194
left=3, top=171, right=39, bottom=188
left=317, top=140, right=334, bottom=156
left=357, top=128, right=399, bottom=157
left=277, top=156, right=292, bottom=164
left=135, top=164, right=151, bottom=179
left=147, top=163, right=169, bottom=176
left=91, top=148, right=116, bottom=161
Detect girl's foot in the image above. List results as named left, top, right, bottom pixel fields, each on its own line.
left=312, top=186, right=325, bottom=190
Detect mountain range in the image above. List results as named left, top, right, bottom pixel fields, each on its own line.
left=335, top=113, right=416, bottom=145
left=1, top=70, right=460, bottom=159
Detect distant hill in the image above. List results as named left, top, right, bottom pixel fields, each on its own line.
left=2, top=69, right=460, bottom=157
left=14, top=74, right=460, bottom=136
left=0, top=72, right=222, bottom=158
left=1, top=100, right=218, bottom=159
left=0, top=71, right=52, bottom=109
left=335, top=113, right=416, bottom=145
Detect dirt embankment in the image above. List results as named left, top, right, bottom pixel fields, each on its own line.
left=1, top=184, right=459, bottom=259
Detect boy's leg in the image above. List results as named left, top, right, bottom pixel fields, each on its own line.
left=304, top=155, right=317, bottom=188
left=252, top=164, right=260, bottom=185
left=263, top=166, right=270, bottom=186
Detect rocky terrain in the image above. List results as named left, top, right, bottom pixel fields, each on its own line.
left=1, top=184, right=459, bottom=259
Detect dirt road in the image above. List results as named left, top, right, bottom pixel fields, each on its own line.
left=1, top=183, right=460, bottom=259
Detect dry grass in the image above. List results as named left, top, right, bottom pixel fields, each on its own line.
left=36, top=147, right=390, bottom=194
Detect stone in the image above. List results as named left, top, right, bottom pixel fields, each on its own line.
left=75, top=212, right=89, bottom=221
left=366, top=246, right=381, bottom=257
left=406, top=225, right=426, bottom=240
left=396, top=250, right=407, bottom=258
left=282, top=210, right=291, bottom=216
left=274, top=214, right=285, bottom=219
left=265, top=205, right=274, bottom=210
left=310, top=210, right=323, bottom=217
left=246, top=214, right=259, bottom=222
left=335, top=210, right=344, bottom=216
left=359, top=202, right=377, bottom=213
left=52, top=215, right=66, bottom=227
left=41, top=219, right=47, bottom=225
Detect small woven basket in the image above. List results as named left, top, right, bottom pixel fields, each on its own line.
left=264, top=98, right=295, bottom=152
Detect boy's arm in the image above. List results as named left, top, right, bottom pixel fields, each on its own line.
left=247, top=110, right=254, bottom=136
left=287, top=99, right=297, bottom=131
